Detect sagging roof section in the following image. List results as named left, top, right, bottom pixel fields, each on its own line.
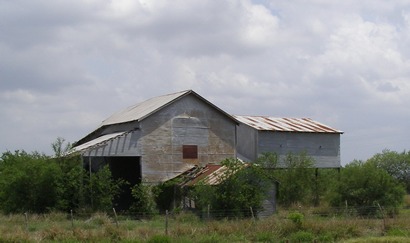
left=234, top=115, right=343, bottom=134
left=181, top=164, right=227, bottom=186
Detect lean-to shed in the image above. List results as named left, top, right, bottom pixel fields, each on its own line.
left=70, top=90, right=238, bottom=185
left=234, top=116, right=343, bottom=168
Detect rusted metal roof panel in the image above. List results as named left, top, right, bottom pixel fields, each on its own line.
left=181, top=164, right=225, bottom=186
left=233, top=115, right=343, bottom=133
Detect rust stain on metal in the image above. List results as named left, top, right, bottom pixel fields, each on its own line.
left=234, top=115, right=343, bottom=134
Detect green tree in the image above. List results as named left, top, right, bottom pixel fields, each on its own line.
left=192, top=158, right=275, bottom=218
left=330, top=160, right=405, bottom=216
left=367, top=149, right=410, bottom=193
left=84, top=165, right=124, bottom=211
left=130, top=183, right=159, bottom=217
left=273, top=152, right=315, bottom=207
left=0, top=151, right=63, bottom=213
left=51, top=137, right=87, bottom=211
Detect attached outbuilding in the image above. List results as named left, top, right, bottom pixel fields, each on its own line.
left=234, top=116, right=343, bottom=168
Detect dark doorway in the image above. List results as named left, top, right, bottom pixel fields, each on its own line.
left=107, top=157, right=141, bottom=211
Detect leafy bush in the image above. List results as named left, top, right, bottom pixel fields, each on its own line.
left=84, top=165, right=124, bottom=211
left=288, top=211, right=304, bottom=228
left=367, top=150, right=410, bottom=193
left=130, top=183, right=159, bottom=217
left=0, top=145, right=124, bottom=213
left=288, top=230, right=315, bottom=242
left=0, top=151, right=63, bottom=213
left=272, top=152, right=316, bottom=206
left=330, top=161, right=405, bottom=216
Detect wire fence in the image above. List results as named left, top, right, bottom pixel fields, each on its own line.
left=17, top=204, right=404, bottom=232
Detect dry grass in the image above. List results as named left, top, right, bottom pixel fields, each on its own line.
left=1, top=209, right=410, bottom=242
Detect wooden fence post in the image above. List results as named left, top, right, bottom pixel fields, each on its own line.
left=70, top=210, right=74, bottom=228
left=165, top=210, right=169, bottom=235
left=24, top=212, right=28, bottom=232
left=377, top=203, right=386, bottom=234
left=113, top=208, right=119, bottom=228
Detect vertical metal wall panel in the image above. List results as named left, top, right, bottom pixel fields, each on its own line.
left=257, top=131, right=341, bottom=168
left=138, top=94, right=237, bottom=182
left=236, top=123, right=258, bottom=161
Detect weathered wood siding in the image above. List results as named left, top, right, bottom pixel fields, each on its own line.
left=258, top=131, right=341, bottom=168
left=138, top=94, right=237, bottom=182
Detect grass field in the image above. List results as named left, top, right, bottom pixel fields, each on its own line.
left=1, top=207, right=410, bottom=243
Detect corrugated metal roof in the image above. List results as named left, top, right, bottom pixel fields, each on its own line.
left=74, top=90, right=241, bottom=147
left=69, top=131, right=126, bottom=154
left=186, top=164, right=227, bottom=186
left=101, top=90, right=191, bottom=126
left=180, top=163, right=250, bottom=186
left=233, top=115, right=343, bottom=133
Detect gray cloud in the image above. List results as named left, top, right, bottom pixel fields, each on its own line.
left=1, top=0, right=410, bottom=164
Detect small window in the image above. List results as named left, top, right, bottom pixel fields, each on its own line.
left=183, top=145, right=198, bottom=159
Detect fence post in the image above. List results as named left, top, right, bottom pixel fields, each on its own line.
left=377, top=203, right=386, bottom=234
left=112, top=208, right=119, bottom=228
left=345, top=200, right=348, bottom=217
left=70, top=210, right=74, bottom=228
left=207, top=204, right=210, bottom=221
left=250, top=207, right=255, bottom=221
left=24, top=212, right=28, bottom=232
left=165, top=210, right=169, bottom=235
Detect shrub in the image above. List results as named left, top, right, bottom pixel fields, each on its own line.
left=0, top=151, right=63, bottom=213
left=288, top=230, right=315, bottom=242
left=288, top=211, right=304, bottom=228
left=130, top=183, right=159, bottom=217
left=272, top=152, right=316, bottom=206
left=330, top=161, right=405, bottom=216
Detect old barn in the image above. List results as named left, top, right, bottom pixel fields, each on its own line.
left=71, top=90, right=238, bottom=182
left=70, top=90, right=342, bottom=211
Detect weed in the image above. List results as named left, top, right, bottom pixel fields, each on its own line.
left=288, top=230, right=315, bottom=242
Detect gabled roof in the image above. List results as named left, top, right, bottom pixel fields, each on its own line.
left=233, top=115, right=343, bottom=134
left=101, top=89, right=238, bottom=127
left=75, top=90, right=238, bottom=146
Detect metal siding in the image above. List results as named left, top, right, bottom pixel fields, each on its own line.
left=258, top=131, right=341, bottom=168
left=138, top=94, right=237, bottom=182
left=236, top=123, right=258, bottom=162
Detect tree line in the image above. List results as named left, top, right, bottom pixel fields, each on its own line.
left=0, top=138, right=408, bottom=217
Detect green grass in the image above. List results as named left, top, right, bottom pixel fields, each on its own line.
left=1, top=209, right=410, bottom=242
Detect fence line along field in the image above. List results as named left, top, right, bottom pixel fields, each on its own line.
left=1, top=205, right=410, bottom=242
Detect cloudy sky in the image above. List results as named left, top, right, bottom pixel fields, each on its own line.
left=1, top=0, right=410, bottom=165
